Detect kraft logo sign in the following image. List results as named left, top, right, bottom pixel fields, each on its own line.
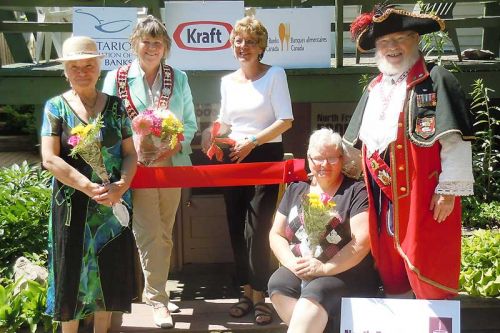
left=75, top=9, right=132, bottom=33
left=173, top=21, right=233, bottom=51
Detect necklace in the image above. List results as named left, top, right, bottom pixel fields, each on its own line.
left=378, top=71, right=408, bottom=120
left=74, top=89, right=99, bottom=110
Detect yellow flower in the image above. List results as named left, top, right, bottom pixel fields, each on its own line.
left=302, top=192, right=337, bottom=251
left=81, top=123, right=95, bottom=137
left=71, top=123, right=95, bottom=139
left=169, top=135, right=178, bottom=150
left=71, top=124, right=86, bottom=136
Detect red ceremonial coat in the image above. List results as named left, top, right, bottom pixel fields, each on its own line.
left=344, top=58, right=473, bottom=299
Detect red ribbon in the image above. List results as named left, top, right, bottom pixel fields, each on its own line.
left=130, top=159, right=308, bottom=189
left=206, top=122, right=236, bottom=162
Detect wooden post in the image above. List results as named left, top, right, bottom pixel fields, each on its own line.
left=482, top=1, right=500, bottom=56
left=335, top=0, right=344, bottom=68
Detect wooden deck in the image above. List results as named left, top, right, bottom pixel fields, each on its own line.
left=109, top=300, right=285, bottom=333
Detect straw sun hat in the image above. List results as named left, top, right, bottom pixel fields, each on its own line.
left=56, top=36, right=104, bottom=62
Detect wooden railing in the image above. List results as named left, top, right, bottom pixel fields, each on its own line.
left=0, top=0, right=499, bottom=67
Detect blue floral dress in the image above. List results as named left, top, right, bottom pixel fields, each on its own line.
left=41, top=94, right=135, bottom=321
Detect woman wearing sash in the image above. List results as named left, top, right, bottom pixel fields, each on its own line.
left=102, top=15, right=197, bottom=329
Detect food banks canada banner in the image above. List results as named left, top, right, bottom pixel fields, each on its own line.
left=341, top=298, right=460, bottom=333
left=165, top=1, right=244, bottom=70
left=73, top=7, right=136, bottom=71
left=255, top=7, right=332, bottom=69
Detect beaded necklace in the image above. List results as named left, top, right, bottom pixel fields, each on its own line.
left=378, top=71, right=408, bottom=120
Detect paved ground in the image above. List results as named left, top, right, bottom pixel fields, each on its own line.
left=110, top=300, right=285, bottom=333
left=109, top=264, right=285, bottom=333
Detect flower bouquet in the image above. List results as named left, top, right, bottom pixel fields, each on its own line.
left=132, top=108, right=184, bottom=166
left=300, top=192, right=337, bottom=258
left=206, top=121, right=235, bottom=162
left=67, top=115, right=129, bottom=227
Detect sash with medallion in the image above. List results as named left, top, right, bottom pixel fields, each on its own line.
left=116, top=63, right=174, bottom=120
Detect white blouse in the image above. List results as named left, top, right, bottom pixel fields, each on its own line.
left=219, top=66, right=293, bottom=142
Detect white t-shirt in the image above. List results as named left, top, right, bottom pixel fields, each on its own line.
left=219, top=66, right=293, bottom=142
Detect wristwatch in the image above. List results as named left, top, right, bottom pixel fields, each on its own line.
left=247, top=135, right=259, bottom=147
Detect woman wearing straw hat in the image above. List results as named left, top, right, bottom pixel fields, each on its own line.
left=41, top=36, right=137, bottom=332
left=344, top=3, right=474, bottom=300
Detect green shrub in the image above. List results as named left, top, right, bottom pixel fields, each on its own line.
left=460, top=229, right=500, bottom=297
left=0, top=105, right=37, bottom=136
left=0, top=162, right=51, bottom=278
left=0, top=279, right=55, bottom=332
left=469, top=79, right=500, bottom=202
left=462, top=197, right=500, bottom=229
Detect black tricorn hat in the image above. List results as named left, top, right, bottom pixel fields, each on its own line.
left=350, top=3, right=445, bottom=52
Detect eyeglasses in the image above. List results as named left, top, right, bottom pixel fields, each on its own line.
left=308, top=154, right=342, bottom=165
left=375, top=33, right=415, bottom=48
left=233, top=38, right=258, bottom=47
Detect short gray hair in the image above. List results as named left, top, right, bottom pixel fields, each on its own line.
left=308, top=128, right=363, bottom=179
left=307, top=128, right=343, bottom=155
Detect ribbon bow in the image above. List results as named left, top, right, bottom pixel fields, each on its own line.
left=206, top=121, right=236, bottom=162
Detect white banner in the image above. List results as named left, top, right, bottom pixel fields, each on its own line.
left=254, top=7, right=333, bottom=69
left=73, top=7, right=136, bottom=70
left=341, top=298, right=460, bottom=333
left=165, top=1, right=244, bottom=70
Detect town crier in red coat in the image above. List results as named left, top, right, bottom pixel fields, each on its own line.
left=343, top=3, right=475, bottom=299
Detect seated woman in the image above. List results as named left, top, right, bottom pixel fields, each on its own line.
left=268, top=128, right=380, bottom=333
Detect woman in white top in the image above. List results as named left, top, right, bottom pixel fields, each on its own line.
left=202, top=16, right=293, bottom=325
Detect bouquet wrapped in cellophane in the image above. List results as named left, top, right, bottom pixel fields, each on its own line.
left=132, top=108, right=184, bottom=166
left=300, top=192, right=337, bottom=258
left=67, top=115, right=129, bottom=227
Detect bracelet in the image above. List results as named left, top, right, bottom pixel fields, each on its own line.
left=247, top=135, right=259, bottom=147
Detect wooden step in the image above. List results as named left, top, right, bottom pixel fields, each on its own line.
left=0, top=135, right=37, bottom=152
left=460, top=294, right=500, bottom=333
left=107, top=295, right=500, bottom=333
left=109, top=300, right=286, bottom=333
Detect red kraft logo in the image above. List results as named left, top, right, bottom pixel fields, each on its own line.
left=173, top=21, right=233, bottom=51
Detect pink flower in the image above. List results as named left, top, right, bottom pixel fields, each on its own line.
left=320, top=192, right=332, bottom=206
left=150, top=114, right=163, bottom=137
left=67, top=135, right=81, bottom=147
left=132, top=114, right=153, bottom=136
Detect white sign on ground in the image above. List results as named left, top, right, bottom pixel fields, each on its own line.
left=254, top=7, right=333, bottom=69
left=73, top=7, right=136, bottom=70
left=341, top=298, right=460, bottom=333
left=165, top=1, right=244, bottom=70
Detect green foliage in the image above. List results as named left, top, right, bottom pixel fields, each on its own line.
left=0, top=162, right=52, bottom=278
left=460, top=229, right=500, bottom=297
left=420, top=31, right=450, bottom=66
left=0, top=105, right=37, bottom=136
left=462, top=197, right=500, bottom=229
left=417, top=1, right=451, bottom=66
left=0, top=279, right=56, bottom=333
left=469, top=79, right=500, bottom=202
left=359, top=73, right=376, bottom=92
